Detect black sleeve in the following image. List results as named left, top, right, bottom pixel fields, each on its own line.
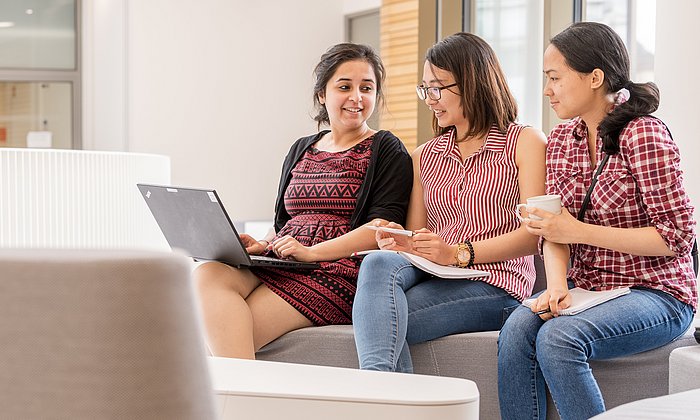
left=272, top=147, right=295, bottom=233
left=273, top=133, right=324, bottom=232
left=361, top=133, right=413, bottom=225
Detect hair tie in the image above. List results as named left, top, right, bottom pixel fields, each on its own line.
left=615, top=86, right=631, bottom=105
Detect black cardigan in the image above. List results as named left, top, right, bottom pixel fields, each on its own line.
left=273, top=130, right=413, bottom=233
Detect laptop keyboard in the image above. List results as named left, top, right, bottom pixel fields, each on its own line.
left=250, top=254, right=319, bottom=269
left=252, top=255, right=289, bottom=263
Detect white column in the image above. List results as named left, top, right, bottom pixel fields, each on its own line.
left=82, top=0, right=129, bottom=152
left=655, top=0, right=700, bottom=219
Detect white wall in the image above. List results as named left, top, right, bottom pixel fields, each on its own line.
left=83, top=1, right=698, bottom=223
left=655, top=0, right=700, bottom=219
left=343, top=0, right=380, bottom=15
left=84, top=0, right=344, bottom=222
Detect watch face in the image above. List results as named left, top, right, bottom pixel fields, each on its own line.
left=458, top=247, right=469, bottom=263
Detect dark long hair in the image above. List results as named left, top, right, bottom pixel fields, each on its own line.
left=551, top=22, right=659, bottom=154
left=425, top=32, right=517, bottom=140
left=312, top=43, right=385, bottom=129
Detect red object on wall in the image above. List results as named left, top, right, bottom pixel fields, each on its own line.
left=0, top=127, right=6, bottom=144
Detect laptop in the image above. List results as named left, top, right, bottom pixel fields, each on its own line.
left=137, top=184, right=319, bottom=270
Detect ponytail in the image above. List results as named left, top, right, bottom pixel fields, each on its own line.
left=550, top=23, right=663, bottom=154
left=598, top=81, right=660, bottom=154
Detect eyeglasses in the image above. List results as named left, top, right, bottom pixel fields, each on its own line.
left=416, top=83, right=458, bottom=100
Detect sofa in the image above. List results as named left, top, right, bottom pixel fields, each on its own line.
left=257, top=257, right=700, bottom=419
left=590, top=347, right=700, bottom=419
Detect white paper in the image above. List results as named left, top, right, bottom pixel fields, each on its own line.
left=26, top=131, right=52, bottom=148
left=353, top=249, right=490, bottom=280
left=523, top=287, right=631, bottom=316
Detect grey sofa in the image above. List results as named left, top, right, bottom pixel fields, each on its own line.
left=590, top=347, right=700, bottom=419
left=257, top=258, right=700, bottom=419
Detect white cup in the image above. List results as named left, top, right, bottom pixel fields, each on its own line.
left=516, top=194, right=562, bottom=221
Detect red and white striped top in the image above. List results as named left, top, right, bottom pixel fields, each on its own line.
left=420, top=124, right=535, bottom=301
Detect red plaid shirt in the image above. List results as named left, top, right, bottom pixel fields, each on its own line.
left=544, top=116, right=697, bottom=310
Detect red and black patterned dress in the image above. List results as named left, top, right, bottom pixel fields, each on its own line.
left=252, top=135, right=374, bottom=325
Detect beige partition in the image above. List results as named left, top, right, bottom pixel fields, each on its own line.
left=379, top=0, right=420, bottom=151
left=380, top=0, right=469, bottom=150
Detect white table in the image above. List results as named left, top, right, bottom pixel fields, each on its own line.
left=208, top=357, right=479, bottom=419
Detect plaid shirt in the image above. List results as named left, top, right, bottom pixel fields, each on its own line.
left=544, top=116, right=697, bottom=310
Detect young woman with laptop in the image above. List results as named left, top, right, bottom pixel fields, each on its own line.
left=195, top=43, right=412, bottom=359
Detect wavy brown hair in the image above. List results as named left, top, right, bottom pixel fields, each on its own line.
left=312, top=43, right=385, bottom=130
left=425, top=32, right=518, bottom=140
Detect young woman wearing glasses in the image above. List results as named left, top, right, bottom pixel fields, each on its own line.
left=352, top=32, right=546, bottom=372
left=195, top=43, right=412, bottom=359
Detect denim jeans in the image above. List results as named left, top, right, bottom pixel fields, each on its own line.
left=353, top=252, right=520, bottom=373
left=497, top=282, right=694, bottom=420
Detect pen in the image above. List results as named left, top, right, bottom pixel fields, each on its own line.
left=535, top=308, right=551, bottom=315
left=366, top=225, right=415, bottom=237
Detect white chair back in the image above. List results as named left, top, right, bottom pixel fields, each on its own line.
left=0, top=249, right=216, bottom=419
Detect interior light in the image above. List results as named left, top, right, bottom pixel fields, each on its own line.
left=26, top=9, right=34, bottom=15
left=0, top=22, right=16, bottom=28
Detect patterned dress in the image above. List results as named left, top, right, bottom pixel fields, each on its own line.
left=252, top=136, right=373, bottom=325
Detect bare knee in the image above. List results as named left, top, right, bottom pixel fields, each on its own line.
left=194, top=262, right=257, bottom=298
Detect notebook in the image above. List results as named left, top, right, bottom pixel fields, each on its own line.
left=352, top=250, right=490, bottom=280
left=137, top=184, right=319, bottom=270
left=523, top=287, right=631, bottom=316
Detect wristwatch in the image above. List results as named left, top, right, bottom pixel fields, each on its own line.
left=455, top=243, right=471, bottom=268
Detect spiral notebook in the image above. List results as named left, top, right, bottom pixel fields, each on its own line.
left=523, top=287, right=631, bottom=316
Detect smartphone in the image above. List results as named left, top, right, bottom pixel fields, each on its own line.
left=365, top=225, right=414, bottom=237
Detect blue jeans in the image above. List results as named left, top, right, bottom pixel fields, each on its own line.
left=497, top=283, right=694, bottom=420
left=353, top=252, right=520, bottom=373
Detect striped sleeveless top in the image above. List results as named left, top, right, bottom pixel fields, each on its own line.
left=420, top=124, right=535, bottom=301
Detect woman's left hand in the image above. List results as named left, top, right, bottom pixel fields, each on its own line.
left=270, top=235, right=316, bottom=262
left=411, top=228, right=454, bottom=265
left=523, top=207, right=584, bottom=244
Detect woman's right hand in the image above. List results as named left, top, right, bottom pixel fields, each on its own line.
left=374, top=221, right=413, bottom=252
left=239, top=233, right=267, bottom=255
left=532, top=286, right=571, bottom=320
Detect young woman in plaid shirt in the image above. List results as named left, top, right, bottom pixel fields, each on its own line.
left=498, top=22, right=696, bottom=420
